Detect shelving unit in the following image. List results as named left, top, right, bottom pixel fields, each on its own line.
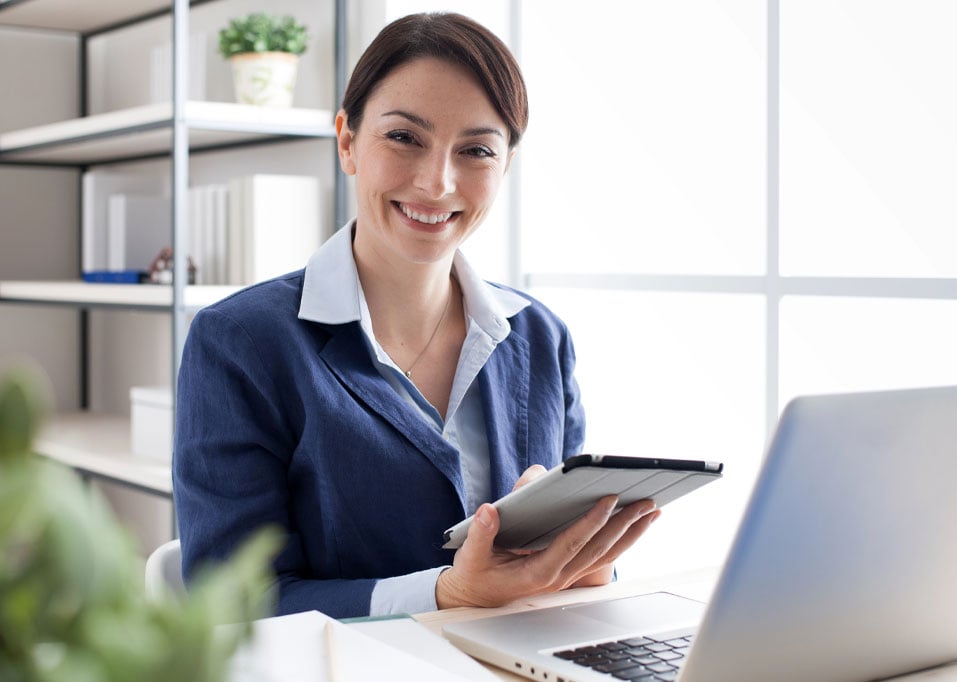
left=0, top=0, right=347, bottom=530
left=37, top=412, right=173, bottom=497
left=0, top=100, right=335, bottom=165
left=0, top=280, right=238, bottom=309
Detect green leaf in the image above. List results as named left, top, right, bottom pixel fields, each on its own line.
left=217, top=12, right=308, bottom=58
left=0, top=369, right=47, bottom=462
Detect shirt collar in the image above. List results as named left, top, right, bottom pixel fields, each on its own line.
left=299, top=220, right=363, bottom=324
left=298, top=221, right=529, bottom=342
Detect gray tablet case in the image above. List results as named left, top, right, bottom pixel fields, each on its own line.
left=442, top=455, right=723, bottom=550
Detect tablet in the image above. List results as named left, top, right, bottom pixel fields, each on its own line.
left=442, top=454, right=723, bottom=551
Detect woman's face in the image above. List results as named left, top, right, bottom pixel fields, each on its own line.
left=336, top=57, right=513, bottom=270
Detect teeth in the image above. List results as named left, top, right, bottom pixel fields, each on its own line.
left=400, top=203, right=452, bottom=225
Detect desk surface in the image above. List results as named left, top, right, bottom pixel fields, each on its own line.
left=413, top=569, right=957, bottom=682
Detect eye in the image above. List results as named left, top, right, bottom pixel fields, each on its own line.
left=462, top=145, right=496, bottom=159
left=385, top=130, right=417, bottom=145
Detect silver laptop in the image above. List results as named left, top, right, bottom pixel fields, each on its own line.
left=443, top=386, right=957, bottom=682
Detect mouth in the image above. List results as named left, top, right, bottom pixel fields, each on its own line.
left=394, top=201, right=458, bottom=226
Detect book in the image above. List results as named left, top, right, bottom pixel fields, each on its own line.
left=82, top=171, right=167, bottom=275
left=149, top=32, right=208, bottom=104
left=107, top=193, right=171, bottom=271
left=223, top=611, right=473, bottom=682
left=81, top=270, right=144, bottom=284
left=347, top=616, right=500, bottom=681
left=228, top=174, right=323, bottom=285
left=187, top=183, right=229, bottom=285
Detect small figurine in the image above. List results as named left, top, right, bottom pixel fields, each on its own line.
left=147, top=247, right=197, bottom=284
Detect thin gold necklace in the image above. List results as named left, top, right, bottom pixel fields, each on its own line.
left=404, top=288, right=453, bottom=380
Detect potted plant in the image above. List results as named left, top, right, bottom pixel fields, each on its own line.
left=0, top=366, right=280, bottom=681
left=218, top=12, right=309, bottom=108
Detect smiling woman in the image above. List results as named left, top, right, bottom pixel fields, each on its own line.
left=173, top=11, right=662, bottom=621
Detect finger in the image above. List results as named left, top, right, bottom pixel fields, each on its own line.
left=560, top=500, right=657, bottom=582
left=436, top=504, right=502, bottom=609
left=457, top=503, right=500, bottom=563
left=565, top=507, right=661, bottom=586
left=512, top=464, right=548, bottom=491
left=528, top=495, right=619, bottom=585
left=571, top=564, right=616, bottom=588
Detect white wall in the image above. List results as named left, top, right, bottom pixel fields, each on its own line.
left=0, top=27, right=82, bottom=412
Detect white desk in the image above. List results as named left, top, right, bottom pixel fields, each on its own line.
left=413, top=570, right=957, bottom=682
left=225, top=569, right=957, bottom=681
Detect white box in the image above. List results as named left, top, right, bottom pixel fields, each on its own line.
left=131, top=386, right=173, bottom=462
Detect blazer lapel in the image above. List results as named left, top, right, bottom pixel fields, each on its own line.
left=480, top=333, right=531, bottom=500
left=317, top=323, right=467, bottom=509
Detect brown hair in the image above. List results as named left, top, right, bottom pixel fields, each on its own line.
left=341, top=12, right=528, bottom=148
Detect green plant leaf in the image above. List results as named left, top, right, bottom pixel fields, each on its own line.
left=217, top=12, right=308, bottom=58
left=0, top=369, right=47, bottom=462
left=0, top=367, right=282, bottom=682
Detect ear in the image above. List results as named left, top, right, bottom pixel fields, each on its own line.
left=336, top=110, right=357, bottom=176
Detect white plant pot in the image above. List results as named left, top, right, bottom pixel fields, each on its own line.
left=229, top=51, right=299, bottom=108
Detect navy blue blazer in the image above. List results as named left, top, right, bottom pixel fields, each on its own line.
left=173, top=270, right=585, bottom=618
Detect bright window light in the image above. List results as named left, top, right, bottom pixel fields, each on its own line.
left=780, top=1, right=957, bottom=277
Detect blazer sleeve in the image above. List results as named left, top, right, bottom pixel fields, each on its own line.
left=172, top=307, right=377, bottom=618
left=559, top=317, right=586, bottom=458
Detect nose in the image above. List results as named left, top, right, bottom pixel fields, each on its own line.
left=415, top=149, right=456, bottom=199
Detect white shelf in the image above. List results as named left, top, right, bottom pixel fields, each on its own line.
left=0, top=101, right=335, bottom=165
left=36, top=411, right=172, bottom=497
left=0, top=280, right=240, bottom=309
left=0, top=0, right=182, bottom=33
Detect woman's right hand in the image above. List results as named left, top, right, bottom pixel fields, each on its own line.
left=434, top=491, right=660, bottom=610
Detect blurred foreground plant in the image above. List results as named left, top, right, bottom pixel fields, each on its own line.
left=0, top=367, right=280, bottom=682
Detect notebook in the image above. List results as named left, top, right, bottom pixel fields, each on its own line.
left=443, top=386, right=957, bottom=682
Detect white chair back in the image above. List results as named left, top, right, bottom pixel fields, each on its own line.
left=145, top=538, right=184, bottom=600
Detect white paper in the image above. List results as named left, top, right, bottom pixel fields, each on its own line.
left=225, top=611, right=473, bottom=682
left=349, top=617, right=501, bottom=682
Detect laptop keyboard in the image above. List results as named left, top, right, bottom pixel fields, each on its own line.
left=552, top=628, right=696, bottom=681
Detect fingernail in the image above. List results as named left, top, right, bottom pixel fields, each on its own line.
left=476, top=505, right=493, bottom=529
left=603, top=497, right=619, bottom=516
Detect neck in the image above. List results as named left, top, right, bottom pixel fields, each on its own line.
left=352, top=232, right=457, bottom=340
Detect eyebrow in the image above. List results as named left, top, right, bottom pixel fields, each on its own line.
left=381, top=109, right=505, bottom=139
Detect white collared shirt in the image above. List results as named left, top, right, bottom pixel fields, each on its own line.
left=298, top=223, right=529, bottom=614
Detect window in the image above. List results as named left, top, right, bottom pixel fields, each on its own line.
left=520, top=0, right=957, bottom=580
left=367, top=1, right=957, bottom=581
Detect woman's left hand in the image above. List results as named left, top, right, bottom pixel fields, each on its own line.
left=507, top=464, right=615, bottom=587
left=434, top=465, right=661, bottom=609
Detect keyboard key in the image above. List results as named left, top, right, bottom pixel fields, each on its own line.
left=603, top=650, right=634, bottom=661
left=575, top=655, right=608, bottom=667
left=595, top=659, right=649, bottom=673
left=599, top=641, right=630, bottom=652
left=644, top=642, right=673, bottom=653
left=611, top=665, right=655, bottom=680
left=646, top=662, right=676, bottom=674
left=625, top=646, right=654, bottom=657
left=574, top=646, right=604, bottom=657
left=653, top=650, right=683, bottom=662
left=554, top=631, right=690, bottom=681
